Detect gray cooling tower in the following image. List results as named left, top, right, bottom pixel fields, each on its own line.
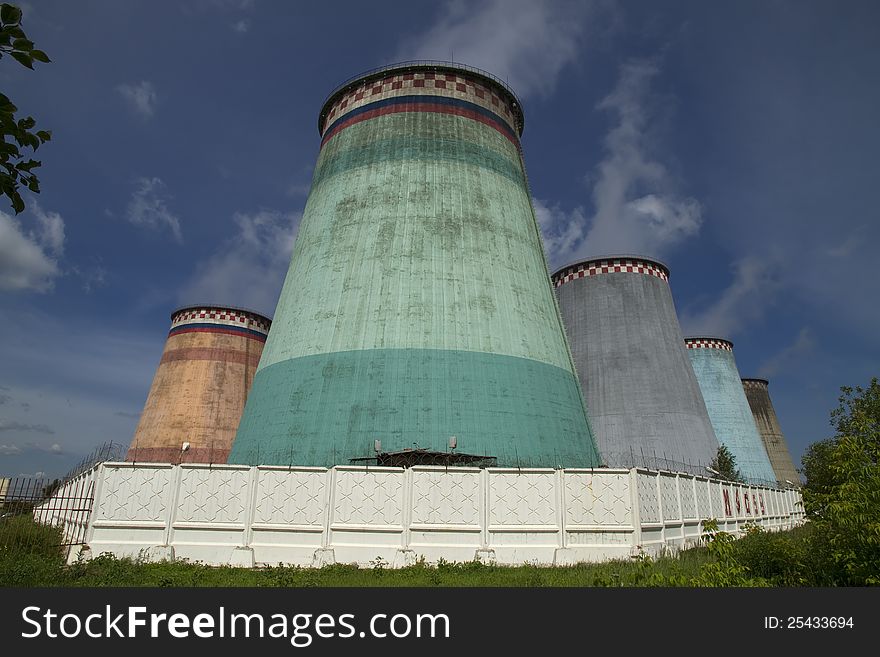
left=742, top=378, right=801, bottom=486
left=685, top=338, right=777, bottom=484
left=552, top=256, right=720, bottom=473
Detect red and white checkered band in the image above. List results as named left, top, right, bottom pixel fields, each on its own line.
left=551, top=258, right=669, bottom=288
left=323, top=71, right=520, bottom=137
left=685, top=338, right=733, bottom=352
left=171, top=307, right=271, bottom=335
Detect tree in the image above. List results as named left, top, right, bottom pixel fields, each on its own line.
left=0, top=3, right=51, bottom=214
left=709, top=444, right=744, bottom=482
left=802, top=377, right=880, bottom=584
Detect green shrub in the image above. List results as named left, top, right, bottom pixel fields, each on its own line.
left=729, top=524, right=813, bottom=586
left=802, top=378, right=880, bottom=585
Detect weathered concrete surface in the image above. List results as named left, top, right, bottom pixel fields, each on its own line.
left=686, top=339, right=777, bottom=485
left=230, top=64, right=600, bottom=468
left=127, top=307, right=270, bottom=464
left=553, top=257, right=719, bottom=473
left=742, top=378, right=801, bottom=485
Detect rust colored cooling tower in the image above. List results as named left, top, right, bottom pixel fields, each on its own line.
left=742, top=378, right=801, bottom=486
left=127, top=305, right=271, bottom=463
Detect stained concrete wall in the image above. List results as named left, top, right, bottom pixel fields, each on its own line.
left=553, top=257, right=719, bottom=473
left=686, top=339, right=777, bottom=485
left=127, top=306, right=271, bottom=464
left=230, top=64, right=599, bottom=468
left=742, top=379, right=801, bottom=485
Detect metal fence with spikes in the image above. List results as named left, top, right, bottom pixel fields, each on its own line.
left=0, top=441, right=125, bottom=558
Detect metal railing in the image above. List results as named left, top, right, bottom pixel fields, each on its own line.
left=0, top=475, right=94, bottom=555
left=0, top=441, right=125, bottom=558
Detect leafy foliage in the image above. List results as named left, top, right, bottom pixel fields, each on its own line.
left=709, top=444, right=744, bottom=483
left=0, top=3, right=51, bottom=214
left=802, top=377, right=880, bottom=585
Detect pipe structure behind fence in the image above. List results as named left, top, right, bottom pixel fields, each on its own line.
left=44, top=462, right=804, bottom=568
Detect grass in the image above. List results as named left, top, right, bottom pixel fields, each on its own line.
left=1, top=516, right=826, bottom=587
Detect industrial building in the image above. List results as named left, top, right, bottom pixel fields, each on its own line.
left=742, top=378, right=801, bottom=486
left=229, top=62, right=600, bottom=468
left=685, top=338, right=777, bottom=484
left=553, top=256, right=719, bottom=473
left=28, top=61, right=809, bottom=571
left=127, top=305, right=271, bottom=463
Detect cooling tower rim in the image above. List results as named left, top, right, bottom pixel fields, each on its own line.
left=684, top=336, right=734, bottom=350
left=742, top=377, right=770, bottom=386
left=551, top=254, right=670, bottom=280
left=171, top=304, right=273, bottom=324
left=318, top=60, right=525, bottom=136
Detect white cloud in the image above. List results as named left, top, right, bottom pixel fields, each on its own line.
left=0, top=312, right=162, bottom=464
left=16, top=472, right=48, bottom=479
left=116, top=81, right=158, bottom=118
left=758, top=328, right=817, bottom=379
left=825, top=228, right=866, bottom=258
left=533, top=198, right=587, bottom=268
left=0, top=420, right=54, bottom=434
left=680, top=255, right=784, bottom=338
left=179, top=209, right=301, bottom=315
left=71, top=264, right=108, bottom=293
left=0, top=207, right=65, bottom=292
left=232, top=19, right=249, bottom=33
left=398, top=0, right=598, bottom=99
left=0, top=444, right=21, bottom=455
left=30, top=202, right=65, bottom=257
left=537, top=58, right=703, bottom=268
left=125, top=177, right=183, bottom=242
left=285, top=181, right=311, bottom=198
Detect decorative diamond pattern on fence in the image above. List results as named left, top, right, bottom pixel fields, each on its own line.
left=411, top=469, right=480, bottom=526
left=695, top=480, right=712, bottom=518
left=659, top=475, right=681, bottom=521
left=97, top=465, right=172, bottom=522
left=253, top=469, right=327, bottom=526
left=564, top=472, right=631, bottom=526
left=333, top=470, right=403, bottom=526
left=177, top=467, right=250, bottom=524
left=680, top=478, right=697, bottom=519
left=34, top=463, right=803, bottom=568
left=489, top=472, right=557, bottom=526
left=637, top=473, right=661, bottom=523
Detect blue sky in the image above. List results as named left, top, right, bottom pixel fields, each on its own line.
left=1, top=0, right=877, bottom=478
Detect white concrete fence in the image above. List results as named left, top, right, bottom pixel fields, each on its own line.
left=38, top=462, right=804, bottom=567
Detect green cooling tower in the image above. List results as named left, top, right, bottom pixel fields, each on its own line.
left=229, top=62, right=600, bottom=468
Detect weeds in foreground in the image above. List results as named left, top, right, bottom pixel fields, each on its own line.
left=0, top=515, right=844, bottom=587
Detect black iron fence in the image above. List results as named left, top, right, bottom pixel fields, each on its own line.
left=0, top=441, right=125, bottom=558
left=0, top=475, right=94, bottom=554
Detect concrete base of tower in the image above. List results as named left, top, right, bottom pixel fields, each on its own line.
left=230, top=347, right=600, bottom=468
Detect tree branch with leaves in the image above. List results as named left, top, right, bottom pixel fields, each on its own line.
left=802, top=377, right=880, bottom=585
left=0, top=2, right=51, bottom=214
